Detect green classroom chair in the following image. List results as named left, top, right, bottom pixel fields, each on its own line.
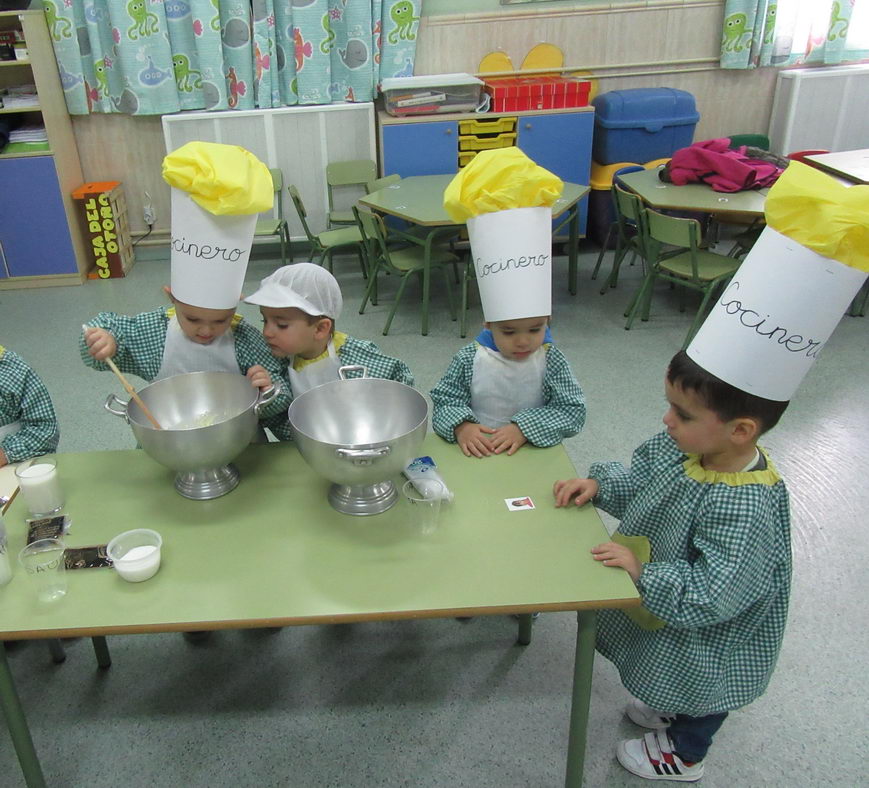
left=254, top=168, right=291, bottom=265
left=365, top=173, right=401, bottom=194
left=625, top=208, right=742, bottom=349
left=353, top=206, right=459, bottom=336
left=592, top=182, right=650, bottom=294
left=288, top=184, right=367, bottom=277
left=326, top=159, right=377, bottom=226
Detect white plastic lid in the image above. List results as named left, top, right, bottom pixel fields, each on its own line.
left=381, top=73, right=483, bottom=91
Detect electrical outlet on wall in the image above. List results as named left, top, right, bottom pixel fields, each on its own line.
left=143, top=191, right=156, bottom=226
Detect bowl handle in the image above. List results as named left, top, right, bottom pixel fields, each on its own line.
left=104, top=392, right=130, bottom=423
left=338, top=364, right=368, bottom=380
left=254, top=380, right=282, bottom=414
left=335, top=446, right=391, bottom=466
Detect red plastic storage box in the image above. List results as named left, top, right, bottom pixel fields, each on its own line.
left=483, top=76, right=591, bottom=113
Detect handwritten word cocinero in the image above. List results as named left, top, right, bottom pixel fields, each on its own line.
left=718, top=281, right=823, bottom=358
left=171, top=236, right=244, bottom=262
left=476, top=253, right=550, bottom=278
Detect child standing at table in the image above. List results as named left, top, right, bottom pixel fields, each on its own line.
left=430, top=147, right=585, bottom=457
left=0, top=345, right=59, bottom=467
left=552, top=163, right=868, bottom=782
left=244, top=263, right=413, bottom=402
left=79, top=142, right=291, bottom=439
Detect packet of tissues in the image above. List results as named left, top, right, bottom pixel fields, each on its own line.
left=403, top=456, right=454, bottom=502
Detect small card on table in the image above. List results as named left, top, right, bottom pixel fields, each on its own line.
left=505, top=496, right=535, bottom=511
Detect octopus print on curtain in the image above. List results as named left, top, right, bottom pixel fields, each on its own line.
left=44, top=0, right=422, bottom=115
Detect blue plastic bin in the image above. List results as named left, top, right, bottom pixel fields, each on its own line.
left=592, top=88, right=700, bottom=165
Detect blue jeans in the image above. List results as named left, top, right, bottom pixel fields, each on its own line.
left=668, top=712, right=728, bottom=763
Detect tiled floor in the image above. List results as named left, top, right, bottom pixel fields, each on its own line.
left=1, top=243, right=867, bottom=786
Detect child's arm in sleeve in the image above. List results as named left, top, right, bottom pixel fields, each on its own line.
left=0, top=361, right=59, bottom=464
left=429, top=346, right=477, bottom=442
left=340, top=338, right=415, bottom=387
left=512, top=346, right=586, bottom=447
left=638, top=484, right=791, bottom=628
left=79, top=309, right=166, bottom=381
left=233, top=322, right=294, bottom=439
left=587, top=434, right=660, bottom=519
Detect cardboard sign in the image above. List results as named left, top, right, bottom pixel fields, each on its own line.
left=170, top=190, right=257, bottom=309
left=688, top=227, right=867, bottom=401
left=466, top=206, right=552, bottom=322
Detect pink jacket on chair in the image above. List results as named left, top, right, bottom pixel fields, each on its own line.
left=665, top=138, right=783, bottom=192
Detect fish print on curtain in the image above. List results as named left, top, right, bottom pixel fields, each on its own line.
left=44, top=0, right=422, bottom=115
left=719, top=0, right=867, bottom=69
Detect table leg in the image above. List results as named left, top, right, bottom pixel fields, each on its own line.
left=568, top=207, right=579, bottom=296
left=0, top=643, right=47, bottom=788
left=564, top=610, right=596, bottom=788
left=91, top=637, right=112, bottom=669
left=516, top=614, right=533, bottom=645
left=421, top=231, right=437, bottom=336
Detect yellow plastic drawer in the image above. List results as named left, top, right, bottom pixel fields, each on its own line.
left=458, top=131, right=517, bottom=151
left=458, top=151, right=479, bottom=168
left=458, top=117, right=517, bottom=135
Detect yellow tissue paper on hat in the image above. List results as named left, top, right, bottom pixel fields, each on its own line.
left=765, top=161, right=869, bottom=273
left=162, top=141, right=273, bottom=216
left=443, top=147, right=563, bottom=223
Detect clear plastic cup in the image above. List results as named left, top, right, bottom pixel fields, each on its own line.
left=18, top=537, right=67, bottom=603
left=402, top=479, right=445, bottom=536
left=107, top=529, right=162, bottom=582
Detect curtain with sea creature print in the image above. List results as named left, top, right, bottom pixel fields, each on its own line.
left=43, top=0, right=422, bottom=115
left=720, top=0, right=868, bottom=69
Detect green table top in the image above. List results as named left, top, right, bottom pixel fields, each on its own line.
left=358, top=174, right=589, bottom=226
left=0, top=436, right=638, bottom=639
left=618, top=168, right=767, bottom=216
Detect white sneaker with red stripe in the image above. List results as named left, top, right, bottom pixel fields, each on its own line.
left=626, top=698, right=677, bottom=730
left=617, top=730, right=704, bottom=782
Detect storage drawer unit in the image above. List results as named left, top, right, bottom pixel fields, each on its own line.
left=378, top=107, right=594, bottom=234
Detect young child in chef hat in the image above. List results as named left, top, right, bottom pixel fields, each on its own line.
left=430, top=147, right=586, bottom=458
left=0, top=344, right=59, bottom=468
left=244, top=262, right=414, bottom=403
left=80, top=141, right=291, bottom=440
left=553, top=163, right=869, bottom=782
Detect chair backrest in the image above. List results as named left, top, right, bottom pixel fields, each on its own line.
left=326, top=159, right=377, bottom=187
left=728, top=133, right=770, bottom=150
left=366, top=173, right=401, bottom=194
left=613, top=183, right=643, bottom=223
left=353, top=206, right=392, bottom=270
left=288, top=184, right=317, bottom=244
left=269, top=167, right=283, bottom=217
left=645, top=208, right=703, bottom=281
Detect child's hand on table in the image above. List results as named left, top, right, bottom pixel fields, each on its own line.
left=455, top=421, right=496, bottom=458
left=246, top=365, right=273, bottom=391
left=553, top=477, right=599, bottom=508
left=83, top=327, right=117, bottom=361
left=591, top=542, right=642, bottom=583
left=490, top=423, right=527, bottom=455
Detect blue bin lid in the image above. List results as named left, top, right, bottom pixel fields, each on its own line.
left=592, top=88, right=700, bottom=132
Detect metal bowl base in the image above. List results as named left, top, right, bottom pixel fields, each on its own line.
left=174, top=464, right=240, bottom=500
left=328, top=480, right=398, bottom=516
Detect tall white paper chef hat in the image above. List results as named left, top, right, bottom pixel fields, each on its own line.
left=162, top=141, right=274, bottom=310
left=687, top=163, right=869, bottom=402
left=444, top=147, right=564, bottom=323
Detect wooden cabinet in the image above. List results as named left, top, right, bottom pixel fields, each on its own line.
left=377, top=107, right=594, bottom=234
left=0, top=9, right=88, bottom=288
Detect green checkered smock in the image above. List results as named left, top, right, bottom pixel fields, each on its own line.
left=78, top=307, right=292, bottom=440
left=591, top=431, right=792, bottom=716
left=0, top=346, right=60, bottom=463
left=429, top=342, right=585, bottom=447
left=299, top=333, right=414, bottom=388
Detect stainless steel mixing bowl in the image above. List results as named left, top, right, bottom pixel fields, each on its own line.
left=105, top=371, right=279, bottom=499
left=288, top=372, right=428, bottom=515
